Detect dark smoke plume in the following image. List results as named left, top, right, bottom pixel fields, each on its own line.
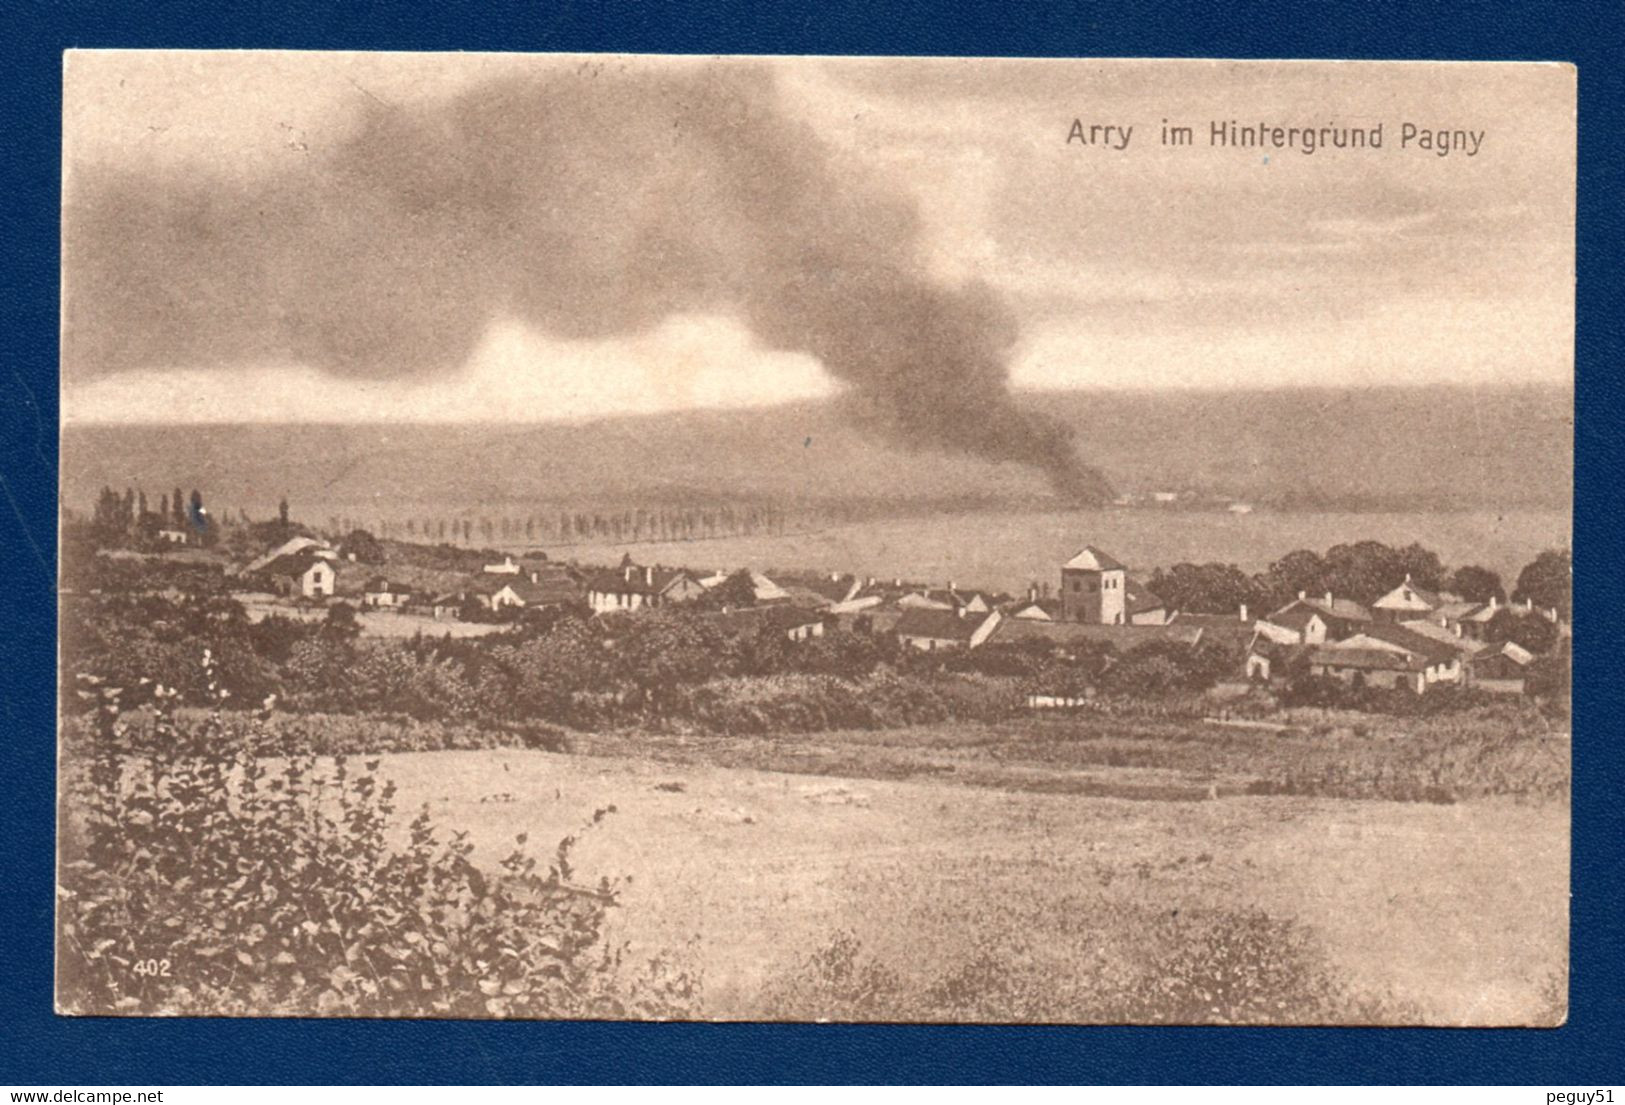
left=64, top=63, right=1113, bottom=501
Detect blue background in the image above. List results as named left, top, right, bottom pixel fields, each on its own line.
left=3, top=0, right=1620, bottom=1085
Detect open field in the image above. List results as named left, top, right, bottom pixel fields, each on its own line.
left=544, top=505, right=1569, bottom=596
left=370, top=742, right=1566, bottom=1023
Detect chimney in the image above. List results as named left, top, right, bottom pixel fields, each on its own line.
left=957, top=606, right=968, bottom=619
left=1454, top=621, right=1463, bottom=638
left=894, top=578, right=902, bottom=588
left=948, top=580, right=956, bottom=592
left=1028, top=584, right=1039, bottom=602
left=1238, top=603, right=1248, bottom=623
left=1489, top=595, right=1499, bottom=610
left=1324, top=590, right=1333, bottom=606
left=1297, top=590, right=1306, bottom=601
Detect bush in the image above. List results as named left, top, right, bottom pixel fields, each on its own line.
left=57, top=663, right=694, bottom=1018
left=757, top=910, right=1417, bottom=1024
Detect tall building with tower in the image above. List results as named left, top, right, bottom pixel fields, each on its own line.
left=1059, top=545, right=1127, bottom=624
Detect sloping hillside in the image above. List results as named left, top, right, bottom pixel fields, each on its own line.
left=60, top=384, right=1571, bottom=520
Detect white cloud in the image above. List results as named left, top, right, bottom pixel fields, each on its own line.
left=64, top=313, right=834, bottom=424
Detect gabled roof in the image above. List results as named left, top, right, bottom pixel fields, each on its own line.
left=240, top=536, right=337, bottom=576
left=258, top=550, right=333, bottom=579
left=897, top=590, right=957, bottom=611
left=758, top=605, right=826, bottom=632
left=991, top=620, right=1203, bottom=647
left=1263, top=605, right=1325, bottom=634
left=1010, top=598, right=1061, bottom=621
left=1336, top=623, right=1460, bottom=665
left=1309, top=647, right=1426, bottom=673
left=1398, top=619, right=1487, bottom=656
left=771, top=572, right=861, bottom=606
left=1247, top=632, right=1308, bottom=661
left=586, top=565, right=695, bottom=597
left=894, top=608, right=992, bottom=642
left=363, top=576, right=408, bottom=593
left=1492, top=640, right=1535, bottom=665
left=1063, top=546, right=1126, bottom=572
left=1124, top=582, right=1165, bottom=615
left=1271, top=596, right=1373, bottom=625
left=521, top=576, right=585, bottom=605
left=497, top=578, right=581, bottom=605
left=1373, top=579, right=1442, bottom=610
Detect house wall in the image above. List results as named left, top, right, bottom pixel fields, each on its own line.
left=589, top=590, right=648, bottom=614
left=1059, top=567, right=1126, bottom=625
left=1312, top=662, right=1424, bottom=693
left=664, top=577, right=706, bottom=604
left=900, top=634, right=961, bottom=652
left=302, top=563, right=334, bottom=598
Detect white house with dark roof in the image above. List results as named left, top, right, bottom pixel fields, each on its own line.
left=895, top=607, right=1002, bottom=652
left=361, top=576, right=412, bottom=608
left=586, top=563, right=705, bottom=614
left=256, top=550, right=337, bottom=599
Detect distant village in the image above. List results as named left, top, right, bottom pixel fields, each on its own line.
left=225, top=523, right=1565, bottom=699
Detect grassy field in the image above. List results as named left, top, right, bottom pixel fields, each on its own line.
left=540, top=505, right=1568, bottom=595
left=361, top=720, right=1567, bottom=1024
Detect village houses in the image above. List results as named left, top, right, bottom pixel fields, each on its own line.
left=895, top=607, right=1002, bottom=652
left=586, top=559, right=706, bottom=614
left=256, top=550, right=338, bottom=599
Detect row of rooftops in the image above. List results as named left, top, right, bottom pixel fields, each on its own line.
left=233, top=539, right=1561, bottom=668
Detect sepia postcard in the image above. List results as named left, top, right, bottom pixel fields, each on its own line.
left=56, top=53, right=1573, bottom=1024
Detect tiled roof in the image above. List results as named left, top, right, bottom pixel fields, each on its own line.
left=1374, top=580, right=1441, bottom=609
left=1063, top=546, right=1126, bottom=572
left=258, top=550, right=332, bottom=579
left=1261, top=605, right=1322, bottom=633
left=1124, top=582, right=1165, bottom=615
left=895, top=608, right=988, bottom=642
left=1010, top=598, right=1061, bottom=620
left=586, top=565, right=693, bottom=597
left=1397, top=619, right=1486, bottom=655
left=1309, top=647, right=1425, bottom=672
left=1270, top=596, right=1372, bottom=624
left=1334, top=623, right=1461, bottom=665
left=991, top=620, right=1203, bottom=647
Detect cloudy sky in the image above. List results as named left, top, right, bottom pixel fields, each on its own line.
left=62, top=53, right=1574, bottom=424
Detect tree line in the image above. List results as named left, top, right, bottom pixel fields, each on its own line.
left=1146, top=541, right=1571, bottom=622
left=321, top=502, right=793, bottom=547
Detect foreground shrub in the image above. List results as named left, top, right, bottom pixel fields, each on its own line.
left=758, top=910, right=1420, bottom=1024
left=57, top=665, right=694, bottom=1018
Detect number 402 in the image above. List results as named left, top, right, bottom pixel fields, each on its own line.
left=132, top=958, right=172, bottom=977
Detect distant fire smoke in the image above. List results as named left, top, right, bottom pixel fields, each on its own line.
left=64, top=63, right=1113, bottom=501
